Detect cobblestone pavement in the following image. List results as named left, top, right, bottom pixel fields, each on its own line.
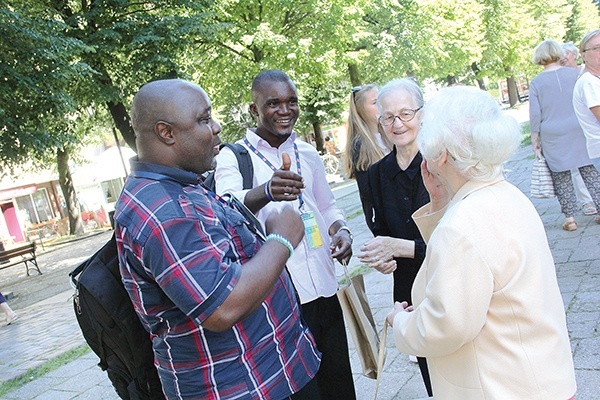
left=1, top=106, right=598, bottom=399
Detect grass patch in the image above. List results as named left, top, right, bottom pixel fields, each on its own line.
left=0, top=344, right=91, bottom=396
left=345, top=209, right=363, bottom=221
left=521, top=121, right=531, bottom=146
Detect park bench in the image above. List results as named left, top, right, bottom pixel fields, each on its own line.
left=0, top=242, right=42, bottom=276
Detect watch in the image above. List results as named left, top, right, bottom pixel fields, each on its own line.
left=337, top=226, right=353, bottom=242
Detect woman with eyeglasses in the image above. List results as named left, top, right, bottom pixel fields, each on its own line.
left=357, top=77, right=432, bottom=397
left=343, top=84, right=390, bottom=230
left=529, top=39, right=600, bottom=231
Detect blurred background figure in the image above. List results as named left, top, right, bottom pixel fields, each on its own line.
left=574, top=29, right=600, bottom=173
left=561, top=41, right=597, bottom=215
left=358, top=78, right=432, bottom=397
left=1, top=291, right=18, bottom=325
left=529, top=39, right=600, bottom=231
left=343, top=84, right=390, bottom=229
left=561, top=42, right=582, bottom=70
left=324, top=136, right=337, bottom=155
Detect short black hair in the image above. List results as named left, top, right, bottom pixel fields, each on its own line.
left=251, top=70, right=296, bottom=102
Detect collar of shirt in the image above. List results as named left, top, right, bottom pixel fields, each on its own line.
left=384, top=147, right=423, bottom=181
left=246, top=128, right=297, bottom=150
left=130, top=158, right=200, bottom=186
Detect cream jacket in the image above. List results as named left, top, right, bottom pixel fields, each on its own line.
left=392, top=179, right=576, bottom=399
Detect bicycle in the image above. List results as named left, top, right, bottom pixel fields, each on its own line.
left=320, top=153, right=340, bottom=175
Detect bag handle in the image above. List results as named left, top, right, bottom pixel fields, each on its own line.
left=374, top=318, right=389, bottom=400
left=339, top=259, right=351, bottom=289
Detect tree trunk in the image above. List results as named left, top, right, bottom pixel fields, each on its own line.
left=506, top=75, right=518, bottom=107
left=313, top=122, right=324, bottom=153
left=471, top=62, right=486, bottom=90
left=57, top=148, right=85, bottom=235
left=89, top=59, right=137, bottom=152
left=348, top=63, right=361, bottom=87
left=107, top=100, right=137, bottom=152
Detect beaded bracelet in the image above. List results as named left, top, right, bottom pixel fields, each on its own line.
left=265, top=233, right=294, bottom=259
left=264, top=180, right=276, bottom=202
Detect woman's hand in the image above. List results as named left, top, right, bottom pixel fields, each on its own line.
left=358, top=236, right=413, bottom=274
left=421, top=160, right=450, bottom=212
left=386, top=301, right=413, bottom=327
left=531, top=132, right=543, bottom=160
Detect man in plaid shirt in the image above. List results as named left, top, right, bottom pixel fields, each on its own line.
left=114, top=79, right=321, bottom=399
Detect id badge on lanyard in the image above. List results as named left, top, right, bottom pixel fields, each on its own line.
left=244, top=138, right=322, bottom=248
left=300, top=209, right=323, bottom=249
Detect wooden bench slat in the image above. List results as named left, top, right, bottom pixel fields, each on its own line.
left=0, top=242, right=41, bottom=275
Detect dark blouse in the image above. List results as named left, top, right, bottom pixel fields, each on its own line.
left=366, top=147, right=430, bottom=303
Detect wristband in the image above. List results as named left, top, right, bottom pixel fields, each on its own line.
left=265, top=233, right=294, bottom=259
left=264, top=180, right=276, bottom=202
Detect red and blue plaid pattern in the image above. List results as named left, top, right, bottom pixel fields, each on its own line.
left=114, top=161, right=320, bottom=399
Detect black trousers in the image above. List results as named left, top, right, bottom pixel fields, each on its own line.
left=291, top=295, right=356, bottom=400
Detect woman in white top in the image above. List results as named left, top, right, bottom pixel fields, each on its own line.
left=561, top=41, right=597, bottom=215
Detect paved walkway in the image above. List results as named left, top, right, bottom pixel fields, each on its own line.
left=1, top=123, right=599, bottom=398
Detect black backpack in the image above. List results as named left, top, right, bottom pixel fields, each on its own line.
left=69, top=235, right=164, bottom=400
left=203, top=142, right=254, bottom=192
left=69, top=146, right=254, bottom=399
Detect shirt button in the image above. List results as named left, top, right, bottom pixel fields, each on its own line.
left=406, top=219, right=411, bottom=223
left=404, top=197, right=409, bottom=201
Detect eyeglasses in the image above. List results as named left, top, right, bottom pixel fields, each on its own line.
left=582, top=45, right=600, bottom=53
left=351, top=86, right=363, bottom=93
left=378, top=107, right=423, bottom=126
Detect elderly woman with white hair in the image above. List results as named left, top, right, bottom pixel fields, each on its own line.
left=386, top=86, right=577, bottom=399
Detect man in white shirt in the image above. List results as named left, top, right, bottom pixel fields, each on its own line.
left=573, top=29, right=600, bottom=162
left=215, top=69, right=356, bottom=400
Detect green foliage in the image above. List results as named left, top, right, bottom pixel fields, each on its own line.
left=191, top=0, right=356, bottom=134
left=563, top=0, right=600, bottom=44
left=0, top=6, right=92, bottom=171
left=2, top=0, right=598, bottom=173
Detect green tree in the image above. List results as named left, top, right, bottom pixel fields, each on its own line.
left=191, top=0, right=361, bottom=150
left=0, top=5, right=93, bottom=234
left=30, top=0, right=216, bottom=150
left=564, top=0, right=600, bottom=44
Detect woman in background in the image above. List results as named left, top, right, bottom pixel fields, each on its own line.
left=1, top=291, right=18, bottom=325
left=343, top=84, right=390, bottom=229
left=529, top=39, right=600, bottom=231
left=387, top=85, right=576, bottom=399
left=561, top=41, right=597, bottom=216
left=358, top=78, right=432, bottom=397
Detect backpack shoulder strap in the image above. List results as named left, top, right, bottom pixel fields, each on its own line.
left=222, top=143, right=254, bottom=190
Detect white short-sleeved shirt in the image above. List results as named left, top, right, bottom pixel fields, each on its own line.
left=573, top=71, right=600, bottom=159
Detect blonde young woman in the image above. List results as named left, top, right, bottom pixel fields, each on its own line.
left=343, top=84, right=390, bottom=229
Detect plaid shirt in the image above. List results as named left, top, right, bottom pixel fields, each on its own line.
left=114, top=160, right=320, bottom=400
